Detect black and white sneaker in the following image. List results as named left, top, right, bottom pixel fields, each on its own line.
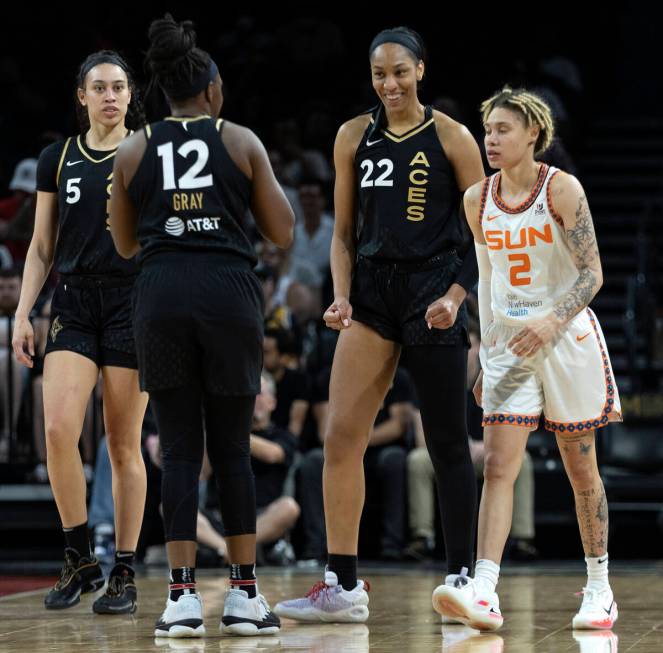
left=44, top=548, right=105, bottom=610
left=220, top=589, right=280, bottom=636
left=92, top=567, right=138, bottom=614
left=154, top=593, right=205, bottom=638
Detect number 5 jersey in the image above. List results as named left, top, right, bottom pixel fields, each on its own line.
left=36, top=134, right=138, bottom=277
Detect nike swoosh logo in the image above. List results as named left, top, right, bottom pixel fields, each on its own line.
left=66, top=160, right=84, bottom=166
left=576, top=332, right=591, bottom=342
left=486, top=214, right=501, bottom=221
left=366, top=138, right=383, bottom=146
left=598, top=556, right=608, bottom=564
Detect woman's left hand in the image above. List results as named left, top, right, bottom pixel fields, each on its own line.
left=508, top=317, right=562, bottom=357
left=425, top=292, right=459, bottom=330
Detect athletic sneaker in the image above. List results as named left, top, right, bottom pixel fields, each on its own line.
left=440, top=568, right=468, bottom=624
left=44, top=547, right=105, bottom=609
left=92, top=568, right=137, bottom=614
left=432, top=577, right=503, bottom=631
left=273, top=570, right=370, bottom=623
left=572, top=586, right=618, bottom=630
left=572, top=630, right=618, bottom=653
left=154, top=593, right=205, bottom=638
left=220, top=588, right=280, bottom=636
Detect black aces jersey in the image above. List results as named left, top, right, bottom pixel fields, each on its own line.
left=127, top=116, right=256, bottom=266
left=355, top=105, right=463, bottom=262
left=36, top=135, right=138, bottom=277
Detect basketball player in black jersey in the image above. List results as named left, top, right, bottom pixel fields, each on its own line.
left=12, top=52, right=148, bottom=614
left=275, top=27, right=485, bottom=622
left=110, top=15, right=294, bottom=638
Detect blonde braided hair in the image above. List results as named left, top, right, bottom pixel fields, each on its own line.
left=481, top=86, right=555, bottom=155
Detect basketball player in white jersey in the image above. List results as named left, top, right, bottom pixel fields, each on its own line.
left=432, top=87, right=621, bottom=631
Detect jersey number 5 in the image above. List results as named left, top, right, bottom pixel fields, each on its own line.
left=157, top=140, right=213, bottom=191
left=507, top=253, right=531, bottom=286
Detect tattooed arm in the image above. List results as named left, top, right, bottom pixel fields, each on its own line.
left=549, top=172, right=603, bottom=323
left=508, top=173, right=603, bottom=358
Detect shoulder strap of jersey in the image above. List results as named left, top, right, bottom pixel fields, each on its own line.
left=216, top=118, right=224, bottom=133
left=55, top=137, right=72, bottom=189
left=545, top=166, right=564, bottom=227
left=477, top=175, right=492, bottom=224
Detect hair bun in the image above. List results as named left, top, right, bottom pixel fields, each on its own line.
left=147, top=14, right=197, bottom=65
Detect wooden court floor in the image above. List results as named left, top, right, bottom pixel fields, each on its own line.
left=0, top=567, right=661, bottom=652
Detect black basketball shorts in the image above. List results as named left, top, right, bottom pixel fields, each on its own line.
left=132, top=255, right=264, bottom=395
left=349, top=252, right=469, bottom=347
left=45, top=275, right=138, bottom=368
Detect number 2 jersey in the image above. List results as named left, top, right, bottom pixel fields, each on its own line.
left=479, top=163, right=579, bottom=324
left=127, top=116, right=256, bottom=267
left=36, top=135, right=138, bottom=277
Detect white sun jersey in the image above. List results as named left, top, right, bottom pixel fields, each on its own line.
left=479, top=164, right=579, bottom=325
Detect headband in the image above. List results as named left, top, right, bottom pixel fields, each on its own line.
left=369, top=30, right=423, bottom=60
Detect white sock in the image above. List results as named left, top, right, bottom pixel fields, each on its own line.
left=474, top=559, right=500, bottom=594
left=585, top=553, right=609, bottom=590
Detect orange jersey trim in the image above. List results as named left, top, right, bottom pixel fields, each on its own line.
left=545, top=170, right=564, bottom=227
left=482, top=413, right=540, bottom=429
left=492, top=163, right=549, bottom=215
left=478, top=177, right=491, bottom=224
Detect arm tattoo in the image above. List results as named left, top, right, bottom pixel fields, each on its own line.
left=552, top=194, right=600, bottom=323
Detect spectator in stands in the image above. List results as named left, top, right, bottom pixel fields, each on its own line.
left=263, top=327, right=310, bottom=437
left=290, top=178, right=334, bottom=282
left=297, top=367, right=415, bottom=562
left=0, top=268, right=25, bottom=458
left=0, top=159, right=38, bottom=263
left=267, top=149, right=303, bottom=223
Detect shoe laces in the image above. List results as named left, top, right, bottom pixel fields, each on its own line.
left=54, top=552, right=80, bottom=590
left=106, top=574, right=128, bottom=598
left=258, top=594, right=271, bottom=616
left=305, top=581, right=331, bottom=600
left=577, top=586, right=609, bottom=610
left=454, top=567, right=469, bottom=589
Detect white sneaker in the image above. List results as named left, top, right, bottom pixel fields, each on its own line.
left=273, top=570, right=370, bottom=623
left=220, top=588, right=280, bottom=636
left=440, top=568, right=469, bottom=624
left=572, top=586, right=618, bottom=630
left=154, top=593, right=205, bottom=638
left=432, top=577, right=503, bottom=632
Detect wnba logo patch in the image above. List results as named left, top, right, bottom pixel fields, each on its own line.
left=165, top=217, right=185, bottom=236
left=534, top=202, right=545, bottom=216
left=50, top=316, right=63, bottom=343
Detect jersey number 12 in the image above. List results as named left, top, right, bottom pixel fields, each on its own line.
left=157, top=140, right=213, bottom=191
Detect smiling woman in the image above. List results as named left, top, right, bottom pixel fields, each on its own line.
left=274, top=25, right=486, bottom=624
left=11, top=50, right=149, bottom=617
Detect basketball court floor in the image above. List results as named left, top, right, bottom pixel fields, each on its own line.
left=1, top=564, right=660, bottom=652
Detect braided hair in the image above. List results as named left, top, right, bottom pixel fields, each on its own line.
left=75, top=50, right=145, bottom=134
left=481, top=86, right=555, bottom=155
left=145, top=14, right=213, bottom=102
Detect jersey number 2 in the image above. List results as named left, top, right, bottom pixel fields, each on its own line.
left=157, top=140, right=213, bottom=191
left=507, top=254, right=531, bottom=286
